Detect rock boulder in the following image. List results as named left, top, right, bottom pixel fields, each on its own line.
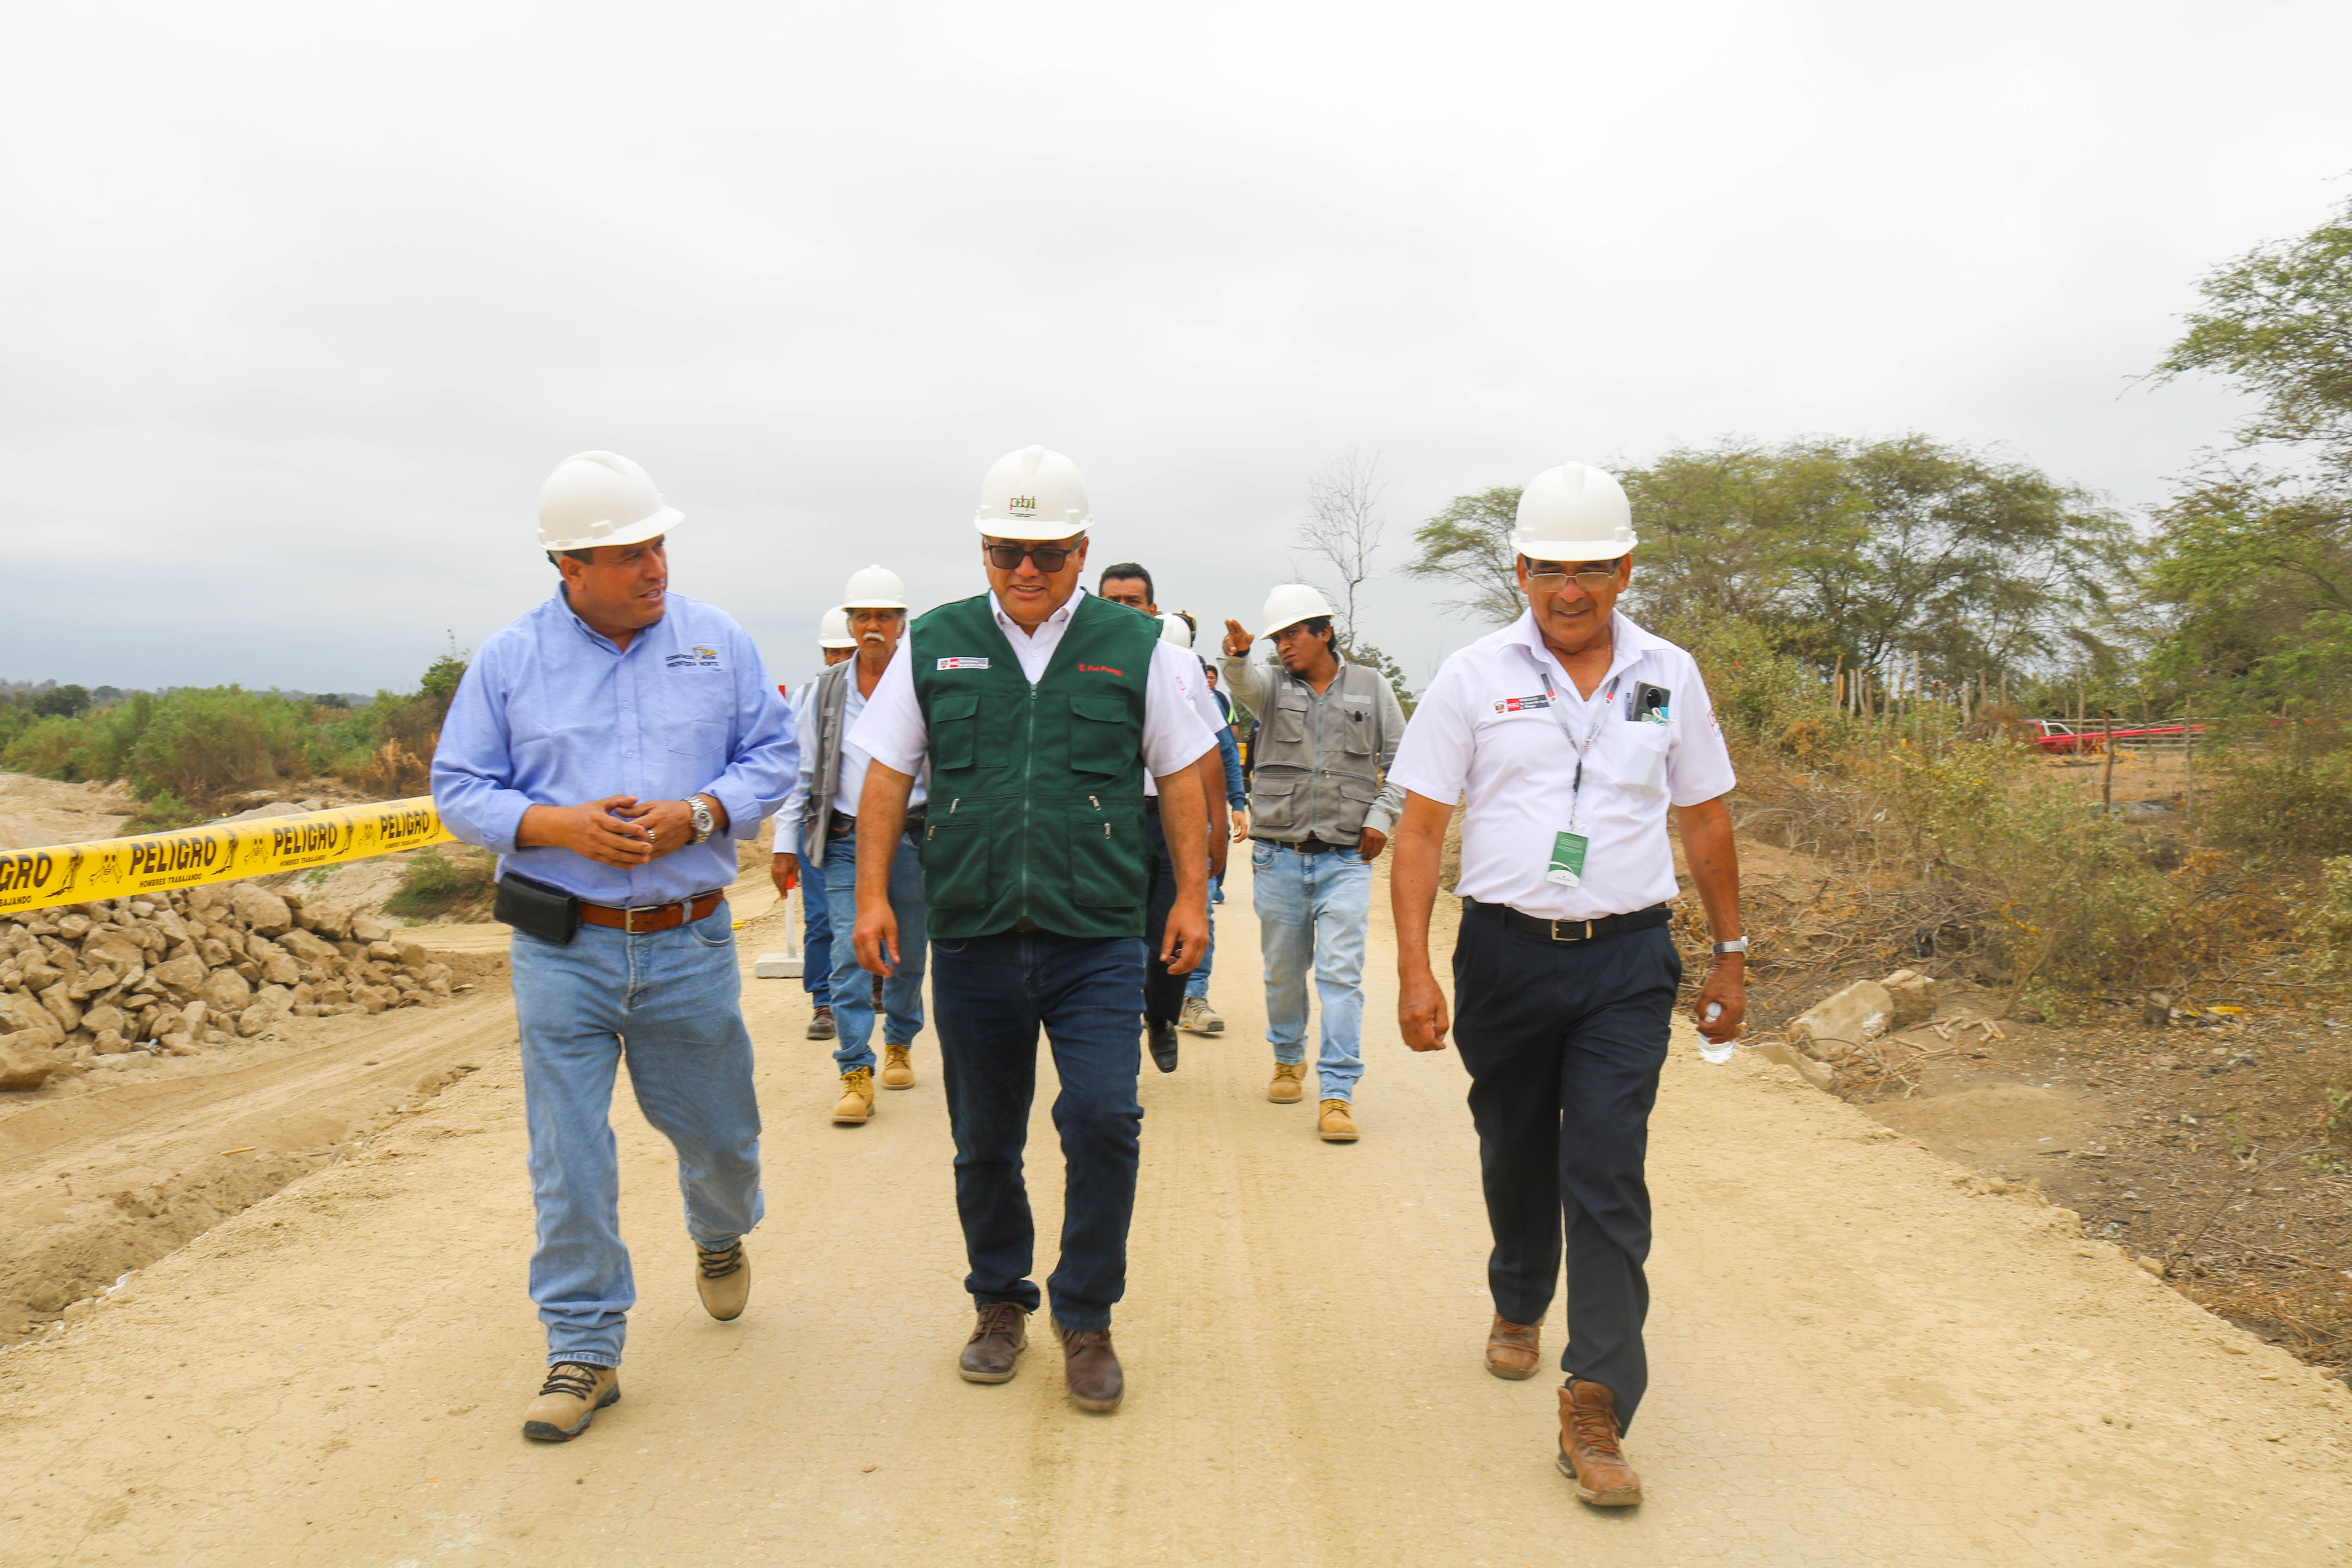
left=1789, top=980, right=1893, bottom=1063
left=229, top=884, right=294, bottom=937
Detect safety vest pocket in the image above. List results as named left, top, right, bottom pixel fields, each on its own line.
left=1068, top=693, right=1133, bottom=781
left=921, top=807, right=992, bottom=908
left=1068, top=802, right=1144, bottom=909
left=929, top=691, right=981, bottom=772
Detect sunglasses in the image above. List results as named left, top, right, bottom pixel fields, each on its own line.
left=983, top=543, right=1076, bottom=572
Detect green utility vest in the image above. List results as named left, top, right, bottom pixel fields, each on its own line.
left=909, top=592, right=1160, bottom=941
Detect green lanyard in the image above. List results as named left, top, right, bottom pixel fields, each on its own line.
left=1537, top=664, right=1620, bottom=834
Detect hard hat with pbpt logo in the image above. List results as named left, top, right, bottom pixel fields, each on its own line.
left=538, top=451, right=684, bottom=552
left=974, top=445, right=1091, bottom=540
left=818, top=607, right=857, bottom=648
left=1512, top=462, right=1635, bottom=563
left=1255, top=583, right=1338, bottom=642
left=841, top=564, right=908, bottom=610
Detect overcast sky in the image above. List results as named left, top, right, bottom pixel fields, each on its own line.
left=6, top=0, right=2349, bottom=695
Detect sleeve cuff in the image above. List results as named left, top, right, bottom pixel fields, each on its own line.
left=705, top=780, right=762, bottom=839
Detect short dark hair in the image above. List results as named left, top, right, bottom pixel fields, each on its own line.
left=1098, top=563, right=1154, bottom=601
left=546, top=548, right=595, bottom=571
left=1295, top=615, right=1334, bottom=643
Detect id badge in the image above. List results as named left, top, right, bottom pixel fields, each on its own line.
left=1546, top=831, right=1589, bottom=887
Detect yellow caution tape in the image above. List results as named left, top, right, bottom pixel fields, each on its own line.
left=0, top=797, right=452, bottom=915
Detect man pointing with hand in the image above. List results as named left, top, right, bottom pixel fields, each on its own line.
left=434, top=452, right=797, bottom=1443
left=1387, top=462, right=1744, bottom=1509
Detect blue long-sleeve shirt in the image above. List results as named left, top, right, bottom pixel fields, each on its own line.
left=1212, top=687, right=1245, bottom=809
left=432, top=590, right=799, bottom=906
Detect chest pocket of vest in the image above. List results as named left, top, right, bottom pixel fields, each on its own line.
left=1339, top=700, right=1376, bottom=756
left=1267, top=691, right=1310, bottom=747
left=930, top=691, right=980, bottom=771
left=1068, top=693, right=1131, bottom=780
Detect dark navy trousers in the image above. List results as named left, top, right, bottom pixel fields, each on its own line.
left=1452, top=909, right=1680, bottom=1430
left=931, top=927, right=1147, bottom=1332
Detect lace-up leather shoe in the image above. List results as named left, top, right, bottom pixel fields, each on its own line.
left=1147, top=1022, right=1179, bottom=1074
left=958, top=1301, right=1030, bottom=1383
left=1485, top=1314, right=1541, bottom=1379
left=1268, top=1062, right=1305, bottom=1103
left=880, top=1043, right=915, bottom=1089
left=807, top=1005, right=836, bottom=1041
left=521, top=1362, right=620, bottom=1442
left=695, top=1238, right=750, bottom=1321
left=1557, top=1379, right=1642, bottom=1506
left=832, top=1069, right=875, bottom=1123
left=1318, top=1099, right=1359, bottom=1141
left=1053, top=1319, right=1124, bottom=1412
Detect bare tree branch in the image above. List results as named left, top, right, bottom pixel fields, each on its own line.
left=1295, top=445, right=1388, bottom=643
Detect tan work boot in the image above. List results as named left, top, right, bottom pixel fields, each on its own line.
left=1557, top=1380, right=1642, bottom=1506
left=1485, top=1314, right=1541, bottom=1379
left=695, top=1238, right=750, bottom=1321
left=1318, top=1098, right=1359, bottom=1142
left=831, top=1068, right=875, bottom=1123
left=521, top=1361, right=620, bottom=1443
left=880, top=1044, right=915, bottom=1089
left=1268, top=1062, right=1306, bottom=1103
left=1179, top=996, right=1225, bottom=1035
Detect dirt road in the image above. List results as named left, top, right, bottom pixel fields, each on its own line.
left=4, top=861, right=2350, bottom=1566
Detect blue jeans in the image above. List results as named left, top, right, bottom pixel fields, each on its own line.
left=802, top=864, right=834, bottom=1006
left=508, top=901, right=764, bottom=1368
left=1184, top=873, right=1221, bottom=1000
left=1250, top=841, right=1371, bottom=1100
left=820, top=828, right=927, bottom=1074
left=931, top=929, right=1145, bottom=1331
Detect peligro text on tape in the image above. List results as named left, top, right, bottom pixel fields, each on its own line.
left=0, top=797, right=453, bottom=915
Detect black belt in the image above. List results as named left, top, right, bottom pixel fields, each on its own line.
left=1465, top=897, right=1671, bottom=944
left=829, top=808, right=926, bottom=840
left=1252, top=837, right=1338, bottom=855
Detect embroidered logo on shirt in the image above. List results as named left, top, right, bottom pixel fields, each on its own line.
left=1492, top=693, right=1552, bottom=713
left=936, top=657, right=991, bottom=671
left=1076, top=664, right=1123, bottom=675
left=664, top=645, right=722, bottom=669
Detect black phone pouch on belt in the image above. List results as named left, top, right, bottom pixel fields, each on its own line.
left=493, top=871, right=582, bottom=945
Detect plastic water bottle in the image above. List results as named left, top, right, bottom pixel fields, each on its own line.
left=1698, top=1004, right=1734, bottom=1065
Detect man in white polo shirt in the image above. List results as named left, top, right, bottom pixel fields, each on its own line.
left=1388, top=461, right=1746, bottom=1510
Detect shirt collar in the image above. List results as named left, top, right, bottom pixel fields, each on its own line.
left=553, top=587, right=668, bottom=655
left=988, top=586, right=1080, bottom=639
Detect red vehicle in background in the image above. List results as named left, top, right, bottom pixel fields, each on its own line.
left=2023, top=719, right=2203, bottom=754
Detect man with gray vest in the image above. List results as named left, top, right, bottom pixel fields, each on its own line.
left=776, top=567, right=929, bottom=1123
left=1218, top=584, right=1404, bottom=1142
left=775, top=606, right=860, bottom=1043
left=848, top=445, right=1214, bottom=1414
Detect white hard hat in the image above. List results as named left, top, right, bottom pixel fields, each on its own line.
left=1256, top=583, right=1336, bottom=642
left=1512, top=462, right=1635, bottom=562
left=538, top=451, right=684, bottom=552
left=841, top=563, right=907, bottom=610
left=818, top=606, right=857, bottom=648
left=1158, top=612, right=1192, bottom=649
left=974, top=445, right=1091, bottom=540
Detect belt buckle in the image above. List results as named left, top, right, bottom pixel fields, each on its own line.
left=621, top=903, right=667, bottom=934
left=1548, top=917, right=1594, bottom=944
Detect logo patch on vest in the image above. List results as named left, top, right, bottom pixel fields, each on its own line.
left=1076, top=664, right=1123, bottom=675
left=935, top=657, right=991, bottom=671
left=1492, top=693, right=1551, bottom=713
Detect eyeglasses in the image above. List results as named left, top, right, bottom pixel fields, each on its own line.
left=983, top=543, right=1076, bottom=572
left=1525, top=562, right=1623, bottom=593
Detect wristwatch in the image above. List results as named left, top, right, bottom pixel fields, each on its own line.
left=686, top=795, right=716, bottom=845
left=1711, top=937, right=1749, bottom=955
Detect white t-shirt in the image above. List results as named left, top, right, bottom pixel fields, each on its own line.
left=848, top=590, right=1216, bottom=783
left=1388, top=610, right=1736, bottom=920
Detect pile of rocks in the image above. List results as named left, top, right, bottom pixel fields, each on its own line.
left=0, top=881, right=456, bottom=1091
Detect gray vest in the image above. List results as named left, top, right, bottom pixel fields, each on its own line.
left=1248, top=662, right=1391, bottom=843
left=799, top=661, right=854, bottom=867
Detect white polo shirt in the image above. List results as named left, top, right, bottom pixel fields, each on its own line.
left=1388, top=609, right=1736, bottom=920
left=849, top=589, right=1217, bottom=783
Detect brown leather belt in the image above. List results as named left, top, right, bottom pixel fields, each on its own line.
left=577, top=890, right=726, bottom=933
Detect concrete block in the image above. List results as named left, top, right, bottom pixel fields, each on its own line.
left=753, top=953, right=803, bottom=979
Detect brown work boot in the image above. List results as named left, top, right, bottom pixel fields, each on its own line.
left=1557, top=1380, right=1642, bottom=1506
left=958, top=1301, right=1030, bottom=1383
left=880, top=1043, right=915, bottom=1089
left=1053, top=1319, right=1124, bottom=1412
left=1318, top=1098, right=1359, bottom=1142
left=1485, top=1314, right=1541, bottom=1379
left=807, top=1005, right=836, bottom=1041
left=831, top=1068, right=875, bottom=1123
left=521, top=1361, right=620, bottom=1443
left=1268, top=1062, right=1306, bottom=1103
left=695, top=1237, right=750, bottom=1321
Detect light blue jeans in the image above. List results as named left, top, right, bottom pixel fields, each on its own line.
left=509, top=901, right=763, bottom=1368
left=1184, top=873, right=1221, bottom=1000
left=820, top=828, right=927, bottom=1074
left=1250, top=842, right=1371, bottom=1100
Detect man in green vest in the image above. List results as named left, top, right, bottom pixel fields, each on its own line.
left=848, top=445, right=1216, bottom=1414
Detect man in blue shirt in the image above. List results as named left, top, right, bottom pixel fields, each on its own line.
left=432, top=451, right=798, bottom=1443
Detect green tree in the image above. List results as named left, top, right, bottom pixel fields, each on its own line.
left=1399, top=486, right=1523, bottom=623
left=2140, top=476, right=2352, bottom=704
left=30, top=684, right=91, bottom=718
